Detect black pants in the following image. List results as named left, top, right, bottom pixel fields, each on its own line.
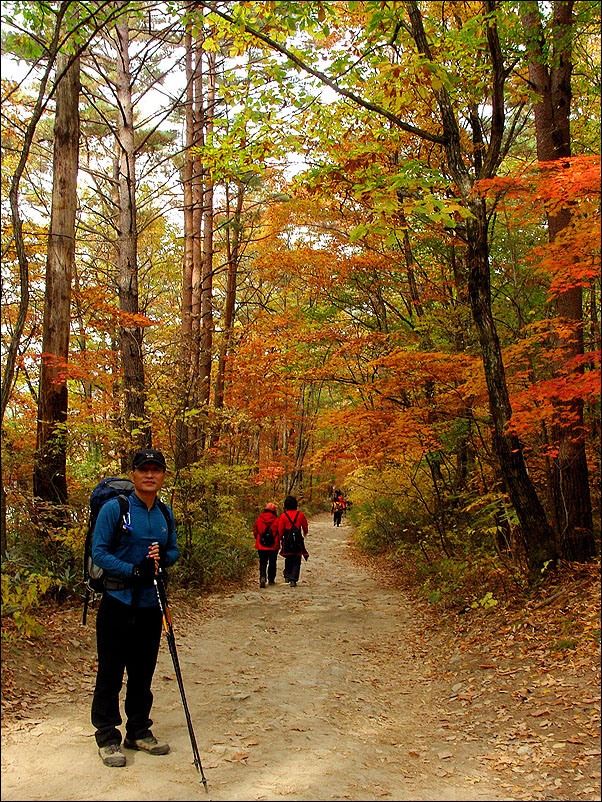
left=334, top=510, right=343, bottom=526
left=259, top=549, right=278, bottom=582
left=283, top=554, right=302, bottom=582
left=91, top=593, right=162, bottom=747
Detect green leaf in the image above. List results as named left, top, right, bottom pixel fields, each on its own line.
left=349, top=224, right=369, bottom=243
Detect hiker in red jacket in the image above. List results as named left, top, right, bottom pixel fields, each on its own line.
left=253, top=503, right=280, bottom=588
left=277, top=495, right=309, bottom=588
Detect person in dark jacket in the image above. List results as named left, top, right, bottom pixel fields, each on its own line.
left=332, top=490, right=345, bottom=526
left=253, top=502, right=280, bottom=587
left=277, top=495, right=309, bottom=587
left=90, top=448, right=179, bottom=768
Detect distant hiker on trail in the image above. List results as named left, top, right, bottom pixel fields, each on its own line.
left=253, top=502, right=280, bottom=587
left=332, top=489, right=346, bottom=526
left=278, top=495, right=309, bottom=587
left=90, top=448, right=179, bottom=768
left=332, top=498, right=344, bottom=526
left=331, top=491, right=345, bottom=527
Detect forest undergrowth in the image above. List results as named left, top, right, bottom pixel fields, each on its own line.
left=355, top=545, right=601, bottom=676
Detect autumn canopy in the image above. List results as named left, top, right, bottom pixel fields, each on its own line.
left=1, top=0, right=600, bottom=617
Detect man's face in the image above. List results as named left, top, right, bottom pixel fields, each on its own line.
left=131, top=463, right=166, bottom=494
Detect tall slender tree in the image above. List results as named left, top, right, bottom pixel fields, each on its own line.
left=521, top=0, right=595, bottom=561
left=198, top=47, right=216, bottom=451
left=176, top=20, right=196, bottom=468
left=176, top=9, right=218, bottom=463
left=114, top=8, right=151, bottom=459
left=33, top=46, right=80, bottom=508
left=2, top=2, right=73, bottom=426
left=406, top=0, right=558, bottom=578
left=214, top=179, right=244, bottom=413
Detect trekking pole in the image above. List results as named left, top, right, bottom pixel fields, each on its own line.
left=82, top=586, right=90, bottom=626
left=152, top=554, right=208, bottom=792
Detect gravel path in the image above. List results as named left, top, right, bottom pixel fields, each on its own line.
left=0, top=513, right=575, bottom=801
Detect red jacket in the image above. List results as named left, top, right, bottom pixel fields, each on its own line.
left=277, top=509, right=309, bottom=556
left=253, top=510, right=280, bottom=551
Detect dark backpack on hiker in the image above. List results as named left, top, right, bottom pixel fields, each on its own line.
left=283, top=511, right=305, bottom=553
left=84, top=477, right=134, bottom=599
left=259, top=520, right=275, bottom=548
left=82, top=476, right=171, bottom=624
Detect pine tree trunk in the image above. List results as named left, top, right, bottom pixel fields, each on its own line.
left=187, top=30, right=205, bottom=462
left=198, top=49, right=216, bottom=452
left=176, top=25, right=195, bottom=469
left=33, top=50, right=80, bottom=506
left=115, top=13, right=150, bottom=459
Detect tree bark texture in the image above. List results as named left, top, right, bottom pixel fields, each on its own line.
left=115, top=13, right=150, bottom=459
left=214, top=181, right=244, bottom=412
left=33, top=50, right=80, bottom=505
left=176, top=25, right=196, bottom=469
left=185, top=29, right=205, bottom=461
left=198, top=49, right=216, bottom=451
left=177, top=20, right=216, bottom=462
left=1, top=2, right=70, bottom=425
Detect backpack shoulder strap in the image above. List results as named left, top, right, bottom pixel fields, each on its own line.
left=110, top=496, right=172, bottom=547
left=110, top=494, right=130, bottom=551
left=156, top=499, right=173, bottom=535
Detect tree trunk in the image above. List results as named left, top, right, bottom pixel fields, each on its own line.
left=176, top=24, right=196, bottom=469
left=0, top=483, right=6, bottom=558
left=407, top=0, right=557, bottom=580
left=115, top=12, right=150, bottom=461
left=1, top=3, right=70, bottom=426
left=214, top=180, right=244, bottom=413
left=198, top=49, right=216, bottom=452
left=33, top=49, right=80, bottom=507
left=521, top=0, right=595, bottom=561
left=187, top=30, right=205, bottom=462
left=466, top=196, right=558, bottom=576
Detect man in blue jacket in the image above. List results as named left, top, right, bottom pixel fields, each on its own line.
left=91, top=448, right=179, bottom=767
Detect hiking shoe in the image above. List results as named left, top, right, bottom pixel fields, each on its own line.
left=268, top=580, right=275, bottom=585
left=99, top=743, right=126, bottom=767
left=124, top=734, right=170, bottom=755
left=259, top=578, right=266, bottom=588
left=289, top=580, right=297, bottom=587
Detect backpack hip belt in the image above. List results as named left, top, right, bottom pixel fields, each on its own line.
left=102, top=575, right=129, bottom=591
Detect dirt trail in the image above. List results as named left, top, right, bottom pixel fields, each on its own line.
left=1, top=513, right=598, bottom=801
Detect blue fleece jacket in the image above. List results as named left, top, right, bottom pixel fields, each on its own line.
left=91, top=490, right=179, bottom=607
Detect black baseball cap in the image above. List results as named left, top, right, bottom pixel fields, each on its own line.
left=132, top=448, right=167, bottom=471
